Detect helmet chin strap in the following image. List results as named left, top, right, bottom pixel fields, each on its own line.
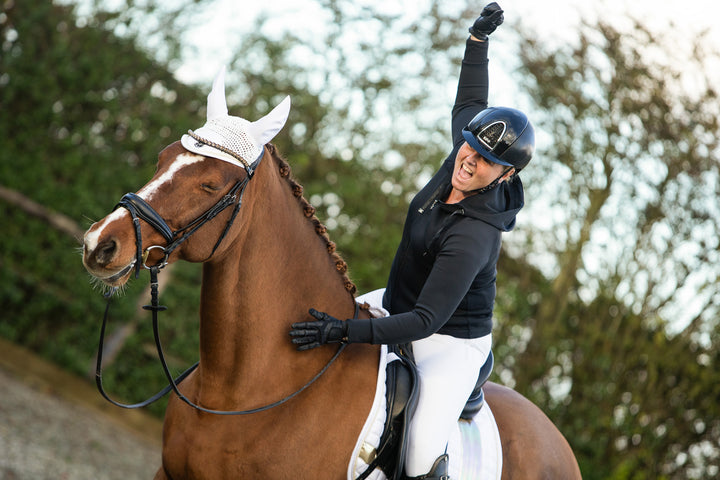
left=469, top=166, right=515, bottom=195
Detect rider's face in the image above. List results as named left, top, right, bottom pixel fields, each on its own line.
left=449, top=142, right=513, bottom=202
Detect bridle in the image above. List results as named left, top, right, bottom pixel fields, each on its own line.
left=117, top=173, right=250, bottom=280
left=95, top=153, right=349, bottom=415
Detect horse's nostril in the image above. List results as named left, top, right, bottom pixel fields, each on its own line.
left=96, top=239, right=118, bottom=264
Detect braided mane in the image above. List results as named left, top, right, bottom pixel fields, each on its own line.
left=266, top=144, right=357, bottom=296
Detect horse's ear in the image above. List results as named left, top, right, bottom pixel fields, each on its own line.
left=207, top=66, right=229, bottom=121
left=248, top=96, right=291, bottom=146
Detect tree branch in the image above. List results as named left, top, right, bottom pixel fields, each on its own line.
left=0, top=184, right=84, bottom=241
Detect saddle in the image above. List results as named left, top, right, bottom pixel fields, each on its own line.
left=357, top=345, right=495, bottom=480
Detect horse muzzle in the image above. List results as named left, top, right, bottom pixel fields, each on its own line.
left=82, top=212, right=141, bottom=287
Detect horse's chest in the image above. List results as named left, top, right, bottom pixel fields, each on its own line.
left=162, top=406, right=285, bottom=479
left=163, top=416, right=233, bottom=476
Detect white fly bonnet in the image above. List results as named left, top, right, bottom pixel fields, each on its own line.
left=181, top=66, right=291, bottom=170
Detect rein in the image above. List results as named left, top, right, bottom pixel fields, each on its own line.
left=95, top=158, right=352, bottom=415
left=96, top=267, right=353, bottom=415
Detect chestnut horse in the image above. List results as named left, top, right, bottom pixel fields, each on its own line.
left=82, top=81, right=581, bottom=479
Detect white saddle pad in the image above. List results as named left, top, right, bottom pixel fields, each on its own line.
left=348, top=290, right=503, bottom=480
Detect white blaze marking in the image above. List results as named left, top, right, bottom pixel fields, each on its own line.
left=138, top=153, right=205, bottom=201
left=84, top=209, right=127, bottom=251
left=84, top=153, right=205, bottom=252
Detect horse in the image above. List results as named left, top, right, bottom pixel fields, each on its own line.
left=82, top=71, right=582, bottom=479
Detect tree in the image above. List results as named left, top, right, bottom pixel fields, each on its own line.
left=497, top=15, right=720, bottom=479
left=5, top=1, right=720, bottom=477
left=0, top=0, right=209, bottom=412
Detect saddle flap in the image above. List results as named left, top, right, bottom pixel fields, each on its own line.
left=357, top=344, right=418, bottom=480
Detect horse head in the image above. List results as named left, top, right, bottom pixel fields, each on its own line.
left=82, top=68, right=290, bottom=287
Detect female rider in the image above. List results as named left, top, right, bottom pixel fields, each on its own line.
left=291, top=3, right=535, bottom=479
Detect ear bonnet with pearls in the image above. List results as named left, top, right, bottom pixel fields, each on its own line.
left=181, top=66, right=291, bottom=170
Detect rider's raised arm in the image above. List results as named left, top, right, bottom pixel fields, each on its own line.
left=450, top=2, right=504, bottom=151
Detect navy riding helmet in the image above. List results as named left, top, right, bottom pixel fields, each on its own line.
left=462, top=107, right=535, bottom=172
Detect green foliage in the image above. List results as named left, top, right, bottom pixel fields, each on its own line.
left=3, top=2, right=720, bottom=479
left=0, top=0, right=204, bottom=384
left=504, top=15, right=720, bottom=480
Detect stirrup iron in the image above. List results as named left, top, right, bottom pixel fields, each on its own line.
left=404, top=454, right=449, bottom=480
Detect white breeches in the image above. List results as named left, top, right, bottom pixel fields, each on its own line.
left=404, top=333, right=492, bottom=477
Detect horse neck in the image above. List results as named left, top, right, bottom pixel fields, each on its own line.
left=196, top=153, right=356, bottom=403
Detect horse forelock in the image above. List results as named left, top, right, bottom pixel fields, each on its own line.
left=267, top=144, right=357, bottom=296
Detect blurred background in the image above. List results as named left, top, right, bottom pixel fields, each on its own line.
left=1, top=0, right=719, bottom=478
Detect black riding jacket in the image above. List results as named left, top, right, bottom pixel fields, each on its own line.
left=347, top=39, right=524, bottom=345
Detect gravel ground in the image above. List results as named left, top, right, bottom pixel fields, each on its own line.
left=0, top=354, right=162, bottom=480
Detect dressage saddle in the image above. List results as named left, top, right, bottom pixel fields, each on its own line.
left=358, top=345, right=494, bottom=480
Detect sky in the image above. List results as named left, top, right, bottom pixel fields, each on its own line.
left=175, top=0, right=720, bottom=90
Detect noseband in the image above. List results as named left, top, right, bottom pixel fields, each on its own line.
left=115, top=171, right=252, bottom=278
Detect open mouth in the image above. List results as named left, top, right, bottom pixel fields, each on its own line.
left=457, top=161, right=475, bottom=180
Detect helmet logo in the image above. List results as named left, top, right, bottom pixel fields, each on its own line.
left=477, top=120, right=507, bottom=151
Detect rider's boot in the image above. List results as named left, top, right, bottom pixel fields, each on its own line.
left=403, top=454, right=449, bottom=480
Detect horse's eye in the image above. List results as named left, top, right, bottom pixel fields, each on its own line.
left=201, top=183, right=221, bottom=192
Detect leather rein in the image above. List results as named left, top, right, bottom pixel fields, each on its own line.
left=96, top=158, right=350, bottom=415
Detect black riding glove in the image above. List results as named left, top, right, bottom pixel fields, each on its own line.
left=290, top=309, right=349, bottom=351
left=468, top=2, right=504, bottom=40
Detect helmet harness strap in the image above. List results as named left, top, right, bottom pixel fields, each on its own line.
left=469, top=166, right=515, bottom=196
